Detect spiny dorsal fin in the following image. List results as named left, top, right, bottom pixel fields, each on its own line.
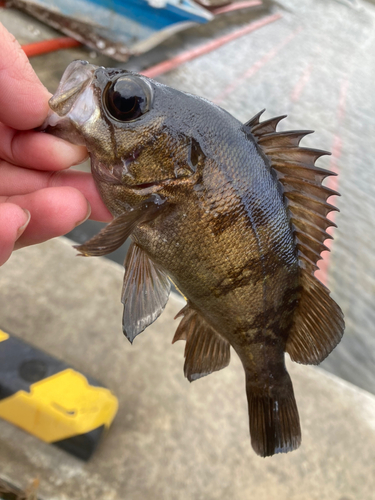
left=245, top=111, right=344, bottom=364
left=173, top=304, right=230, bottom=382
left=246, top=110, right=338, bottom=276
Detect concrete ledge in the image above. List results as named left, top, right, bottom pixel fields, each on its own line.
left=0, top=237, right=374, bottom=499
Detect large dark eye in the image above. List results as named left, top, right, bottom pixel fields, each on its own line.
left=104, top=76, right=151, bottom=122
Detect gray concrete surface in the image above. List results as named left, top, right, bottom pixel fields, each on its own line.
left=1, top=237, right=375, bottom=500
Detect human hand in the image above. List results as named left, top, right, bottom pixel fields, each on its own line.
left=0, top=22, right=111, bottom=266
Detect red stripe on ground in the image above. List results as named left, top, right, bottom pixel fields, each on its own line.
left=290, top=63, right=313, bottom=102
left=212, top=0, right=262, bottom=15
left=315, top=79, right=349, bottom=285
left=213, top=27, right=302, bottom=104
left=142, top=13, right=282, bottom=79
left=22, top=37, right=81, bottom=57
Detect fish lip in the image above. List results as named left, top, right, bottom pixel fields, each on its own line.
left=41, top=61, right=98, bottom=133
left=49, top=60, right=97, bottom=117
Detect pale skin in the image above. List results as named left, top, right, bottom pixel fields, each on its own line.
left=0, top=22, right=112, bottom=266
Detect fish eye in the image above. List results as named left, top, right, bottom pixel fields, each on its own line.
left=104, top=76, right=151, bottom=122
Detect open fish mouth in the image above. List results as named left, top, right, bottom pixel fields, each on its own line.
left=48, top=60, right=97, bottom=118
left=41, top=61, right=98, bottom=143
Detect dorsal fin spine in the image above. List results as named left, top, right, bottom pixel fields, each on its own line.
left=291, top=218, right=333, bottom=242
left=265, top=147, right=330, bottom=164
left=244, top=109, right=265, bottom=127
left=250, top=115, right=287, bottom=135
left=285, top=192, right=338, bottom=216
left=257, top=130, right=314, bottom=148
left=272, top=160, right=334, bottom=182
left=288, top=203, right=337, bottom=230
left=280, top=177, right=340, bottom=200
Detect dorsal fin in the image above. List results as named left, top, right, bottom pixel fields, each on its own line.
left=173, top=303, right=230, bottom=381
left=245, top=111, right=338, bottom=278
left=244, top=111, right=344, bottom=364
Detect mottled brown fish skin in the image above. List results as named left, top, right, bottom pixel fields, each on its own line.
left=45, top=61, right=343, bottom=457
left=85, top=69, right=302, bottom=455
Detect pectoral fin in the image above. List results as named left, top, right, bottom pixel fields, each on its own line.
left=173, top=304, right=230, bottom=382
left=122, top=243, right=170, bottom=343
left=74, top=195, right=167, bottom=257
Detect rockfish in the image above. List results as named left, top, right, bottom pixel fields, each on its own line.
left=44, top=61, right=344, bottom=456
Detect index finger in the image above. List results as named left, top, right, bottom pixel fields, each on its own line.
left=0, top=22, right=51, bottom=130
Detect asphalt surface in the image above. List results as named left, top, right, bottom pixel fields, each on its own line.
left=2, top=0, right=375, bottom=395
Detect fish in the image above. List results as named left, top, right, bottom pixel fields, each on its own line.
left=44, top=60, right=345, bottom=457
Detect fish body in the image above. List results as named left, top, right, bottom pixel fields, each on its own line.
left=45, top=61, right=344, bottom=456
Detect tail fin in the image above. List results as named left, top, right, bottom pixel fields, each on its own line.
left=246, top=373, right=301, bottom=457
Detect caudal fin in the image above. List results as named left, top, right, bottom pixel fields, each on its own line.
left=246, top=374, right=301, bottom=457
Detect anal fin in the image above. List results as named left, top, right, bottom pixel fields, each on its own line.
left=286, top=270, right=344, bottom=364
left=173, top=304, right=230, bottom=382
left=122, top=242, right=170, bottom=343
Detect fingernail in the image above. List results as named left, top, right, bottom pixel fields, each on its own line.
left=75, top=201, right=91, bottom=227
left=74, top=152, right=90, bottom=166
left=16, top=209, right=31, bottom=240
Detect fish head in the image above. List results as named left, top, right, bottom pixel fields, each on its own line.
left=44, top=61, right=209, bottom=210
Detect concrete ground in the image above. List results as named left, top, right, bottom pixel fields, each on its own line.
left=1, top=238, right=375, bottom=500
left=1, top=0, right=375, bottom=497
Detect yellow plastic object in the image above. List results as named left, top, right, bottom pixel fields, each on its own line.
left=0, top=330, right=9, bottom=342
left=0, top=331, right=119, bottom=459
left=0, top=368, right=118, bottom=442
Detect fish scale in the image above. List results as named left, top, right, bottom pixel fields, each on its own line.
left=44, top=61, right=344, bottom=457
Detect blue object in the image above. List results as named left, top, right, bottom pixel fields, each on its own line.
left=13, top=0, right=213, bottom=60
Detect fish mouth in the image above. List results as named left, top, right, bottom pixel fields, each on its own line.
left=49, top=60, right=97, bottom=118
left=41, top=61, right=98, bottom=141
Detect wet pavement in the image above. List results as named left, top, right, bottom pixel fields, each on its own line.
left=1, top=0, right=375, bottom=396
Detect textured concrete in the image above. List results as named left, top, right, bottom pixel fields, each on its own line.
left=0, top=238, right=375, bottom=500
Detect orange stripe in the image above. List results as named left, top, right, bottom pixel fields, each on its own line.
left=22, top=37, right=81, bottom=57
